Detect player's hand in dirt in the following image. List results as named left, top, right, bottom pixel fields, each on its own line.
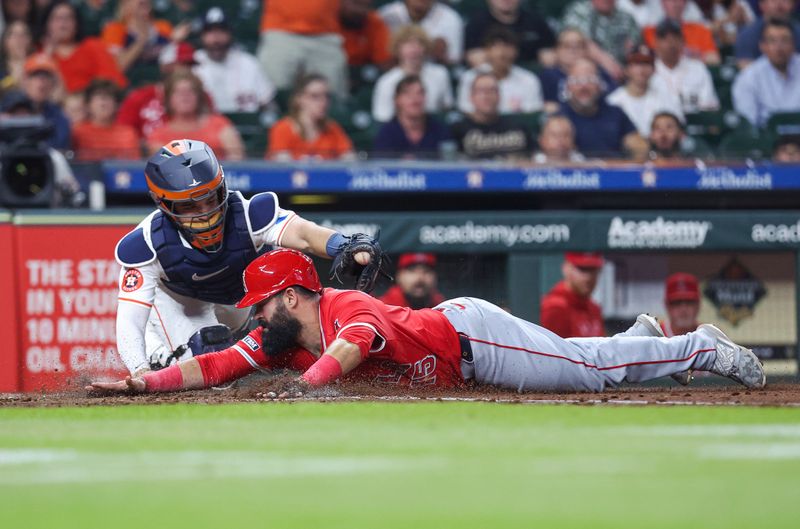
left=86, top=376, right=146, bottom=394
left=257, top=377, right=309, bottom=399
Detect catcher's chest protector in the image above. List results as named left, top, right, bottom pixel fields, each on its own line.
left=151, top=193, right=267, bottom=305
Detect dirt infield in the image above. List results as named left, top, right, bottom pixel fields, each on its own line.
left=3, top=379, right=800, bottom=408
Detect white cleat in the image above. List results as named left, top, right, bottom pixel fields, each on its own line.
left=697, top=324, right=766, bottom=389
left=631, top=314, right=693, bottom=386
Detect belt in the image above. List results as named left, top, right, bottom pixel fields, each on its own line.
left=458, top=334, right=473, bottom=362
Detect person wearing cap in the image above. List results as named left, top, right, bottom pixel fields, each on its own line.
left=379, top=252, right=445, bottom=309
left=193, top=7, right=275, bottom=114
left=642, top=0, right=720, bottom=65
left=606, top=45, right=684, bottom=137
left=0, top=53, right=70, bottom=150
left=540, top=252, right=606, bottom=339
left=37, top=1, right=127, bottom=93
left=116, top=40, right=213, bottom=138
left=650, top=18, right=719, bottom=114
left=661, top=272, right=701, bottom=337
left=100, top=0, right=175, bottom=73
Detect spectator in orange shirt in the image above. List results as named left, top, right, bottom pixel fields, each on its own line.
left=37, top=0, right=127, bottom=92
left=266, top=73, right=355, bottom=161
left=339, top=0, right=391, bottom=68
left=257, top=0, right=348, bottom=97
left=379, top=252, right=445, bottom=309
left=643, top=0, right=721, bottom=64
left=146, top=69, right=244, bottom=160
left=540, top=252, right=606, bottom=338
left=72, top=79, right=140, bottom=160
left=100, top=0, right=175, bottom=73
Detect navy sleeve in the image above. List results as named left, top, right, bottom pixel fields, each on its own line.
left=115, top=227, right=156, bottom=267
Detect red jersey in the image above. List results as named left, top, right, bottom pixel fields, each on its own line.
left=318, top=289, right=464, bottom=387
left=196, top=289, right=464, bottom=388
left=539, top=281, right=605, bottom=338
left=378, top=285, right=445, bottom=309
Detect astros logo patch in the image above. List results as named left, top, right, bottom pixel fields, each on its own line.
left=121, top=269, right=144, bottom=292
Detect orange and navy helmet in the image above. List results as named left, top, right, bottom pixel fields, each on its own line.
left=145, top=139, right=228, bottom=252
left=236, top=249, right=323, bottom=308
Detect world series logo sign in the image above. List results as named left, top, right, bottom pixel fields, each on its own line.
left=703, top=258, right=766, bottom=327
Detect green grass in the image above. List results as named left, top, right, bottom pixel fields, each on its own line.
left=1, top=402, right=800, bottom=528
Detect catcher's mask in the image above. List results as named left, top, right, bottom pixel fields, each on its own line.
left=145, top=139, right=228, bottom=253
left=236, top=249, right=323, bottom=308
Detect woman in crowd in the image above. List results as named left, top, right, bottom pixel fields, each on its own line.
left=0, top=20, right=32, bottom=93
left=371, top=24, right=452, bottom=122
left=372, top=74, right=451, bottom=159
left=101, top=0, right=175, bottom=73
left=266, top=73, right=354, bottom=161
left=146, top=69, right=243, bottom=160
left=37, top=0, right=126, bottom=92
left=72, top=78, right=140, bottom=160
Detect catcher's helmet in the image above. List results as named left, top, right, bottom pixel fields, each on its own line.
left=145, top=139, right=227, bottom=252
left=236, top=249, right=323, bottom=308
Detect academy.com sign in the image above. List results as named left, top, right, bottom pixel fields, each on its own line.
left=608, top=216, right=712, bottom=248
left=420, top=221, right=570, bottom=247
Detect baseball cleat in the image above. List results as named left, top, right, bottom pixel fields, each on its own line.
left=633, top=314, right=693, bottom=386
left=697, top=324, right=766, bottom=389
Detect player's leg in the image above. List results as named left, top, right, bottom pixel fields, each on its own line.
left=441, top=298, right=763, bottom=392
left=145, top=285, right=220, bottom=368
left=587, top=314, right=692, bottom=385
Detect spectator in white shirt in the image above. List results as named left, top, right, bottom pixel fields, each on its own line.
left=194, top=8, right=275, bottom=113
left=733, top=18, right=800, bottom=127
left=617, top=0, right=706, bottom=28
left=372, top=24, right=453, bottom=122
left=379, top=0, right=464, bottom=64
left=607, top=45, right=684, bottom=135
left=457, top=27, right=543, bottom=114
left=651, top=19, right=719, bottom=113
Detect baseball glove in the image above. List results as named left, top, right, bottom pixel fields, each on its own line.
left=329, top=232, right=392, bottom=293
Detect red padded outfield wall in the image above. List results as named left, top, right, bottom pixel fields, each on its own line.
left=12, top=213, right=139, bottom=391
left=0, top=212, right=19, bottom=392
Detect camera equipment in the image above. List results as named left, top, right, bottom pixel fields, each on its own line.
left=0, top=115, right=56, bottom=208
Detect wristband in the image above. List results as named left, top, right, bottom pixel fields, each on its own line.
left=325, top=232, right=348, bottom=257
left=142, top=365, right=184, bottom=392
left=301, top=354, right=343, bottom=386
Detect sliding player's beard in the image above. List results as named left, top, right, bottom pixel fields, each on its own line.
left=260, top=300, right=302, bottom=356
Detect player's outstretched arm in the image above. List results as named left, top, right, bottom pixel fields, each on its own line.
left=86, top=357, right=206, bottom=394
left=280, top=217, right=371, bottom=266
left=268, top=339, right=363, bottom=398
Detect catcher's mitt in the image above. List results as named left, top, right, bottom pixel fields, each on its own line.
left=329, top=232, right=392, bottom=293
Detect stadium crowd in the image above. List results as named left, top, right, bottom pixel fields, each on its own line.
left=2, top=0, right=800, bottom=163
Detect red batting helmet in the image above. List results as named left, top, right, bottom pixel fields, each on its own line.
left=236, top=249, right=323, bottom=308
